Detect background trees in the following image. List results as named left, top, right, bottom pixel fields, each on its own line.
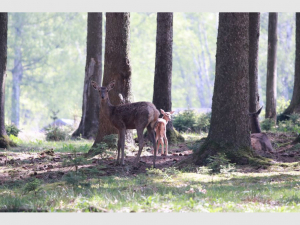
left=91, top=13, right=133, bottom=149
left=196, top=13, right=250, bottom=164
left=3, top=12, right=298, bottom=132
left=72, top=13, right=102, bottom=139
left=265, top=13, right=278, bottom=122
left=249, top=13, right=261, bottom=113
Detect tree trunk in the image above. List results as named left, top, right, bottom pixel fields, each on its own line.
left=196, top=13, right=251, bottom=165
left=90, top=13, right=133, bottom=151
left=284, top=13, right=300, bottom=115
left=11, top=47, right=22, bottom=127
left=249, top=13, right=260, bottom=113
left=0, top=13, right=10, bottom=148
left=72, top=13, right=102, bottom=139
left=265, top=13, right=278, bottom=123
left=152, top=13, right=183, bottom=144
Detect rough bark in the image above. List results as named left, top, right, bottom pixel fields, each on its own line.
left=0, top=13, right=9, bottom=148
left=152, top=13, right=183, bottom=144
left=265, top=13, right=278, bottom=123
left=249, top=13, right=260, bottom=113
left=72, top=13, right=102, bottom=139
left=284, top=13, right=300, bottom=115
left=196, top=13, right=252, bottom=165
left=91, top=13, right=133, bottom=149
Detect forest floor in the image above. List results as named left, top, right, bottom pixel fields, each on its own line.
left=0, top=131, right=300, bottom=212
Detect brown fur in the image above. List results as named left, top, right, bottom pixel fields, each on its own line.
left=91, top=80, right=160, bottom=168
left=154, top=109, right=175, bottom=155
left=249, top=106, right=263, bottom=134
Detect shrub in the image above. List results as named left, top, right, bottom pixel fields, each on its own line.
left=261, top=118, right=275, bottom=131
left=206, top=152, right=235, bottom=174
left=5, top=124, right=21, bottom=137
left=173, top=110, right=211, bottom=133
left=45, top=126, right=72, bottom=141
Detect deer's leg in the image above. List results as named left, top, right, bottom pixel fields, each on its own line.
left=163, top=136, right=168, bottom=155
left=133, top=127, right=144, bottom=167
left=116, top=132, right=121, bottom=165
left=147, top=126, right=157, bottom=168
left=161, top=138, right=165, bottom=155
left=156, top=138, right=160, bottom=155
left=119, top=128, right=126, bottom=166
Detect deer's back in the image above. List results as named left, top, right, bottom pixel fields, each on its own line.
left=111, top=101, right=159, bottom=129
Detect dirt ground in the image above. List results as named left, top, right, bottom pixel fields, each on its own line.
left=1, top=132, right=300, bottom=185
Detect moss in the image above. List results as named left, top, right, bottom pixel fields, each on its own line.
left=166, top=127, right=185, bottom=144
left=194, top=139, right=272, bottom=167
left=0, top=135, right=17, bottom=148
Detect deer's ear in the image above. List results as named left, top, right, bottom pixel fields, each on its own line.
left=170, top=111, right=175, bottom=114
left=160, top=109, right=165, bottom=115
left=91, top=81, right=99, bottom=90
left=256, top=106, right=263, bottom=115
left=107, top=80, right=115, bottom=91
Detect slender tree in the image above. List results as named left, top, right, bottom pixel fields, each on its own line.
left=0, top=13, right=10, bottom=147
left=265, top=13, right=278, bottom=123
left=249, top=13, right=261, bottom=114
left=153, top=13, right=183, bottom=144
left=72, top=13, right=102, bottom=139
left=283, top=13, right=300, bottom=115
left=89, top=13, right=133, bottom=152
left=196, top=13, right=251, bottom=165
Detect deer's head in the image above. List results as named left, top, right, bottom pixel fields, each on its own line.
left=160, top=109, right=175, bottom=122
left=249, top=106, right=263, bottom=133
left=91, top=80, right=115, bottom=101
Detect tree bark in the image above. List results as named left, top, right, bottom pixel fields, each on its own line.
left=196, top=13, right=251, bottom=165
left=0, top=13, right=10, bottom=148
left=72, top=13, right=102, bottom=139
left=152, top=13, right=183, bottom=144
left=265, top=13, right=278, bottom=123
left=249, top=13, right=260, bottom=113
left=284, top=13, right=300, bottom=115
left=91, top=13, right=133, bottom=150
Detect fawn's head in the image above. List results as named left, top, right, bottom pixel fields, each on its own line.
left=91, top=80, right=115, bottom=101
left=160, top=109, right=175, bottom=122
left=249, top=106, right=263, bottom=119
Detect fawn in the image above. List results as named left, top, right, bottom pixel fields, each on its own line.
left=154, top=109, right=175, bottom=156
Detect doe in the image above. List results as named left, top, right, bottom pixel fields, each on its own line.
left=91, top=80, right=160, bottom=168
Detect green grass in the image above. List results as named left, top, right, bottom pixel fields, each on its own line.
left=1, top=167, right=300, bottom=212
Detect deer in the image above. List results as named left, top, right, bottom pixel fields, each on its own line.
left=91, top=80, right=160, bottom=168
left=249, top=106, right=263, bottom=134
left=154, top=109, right=175, bottom=156
left=249, top=106, right=274, bottom=154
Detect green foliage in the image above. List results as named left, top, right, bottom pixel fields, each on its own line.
left=277, top=96, right=291, bottom=115
left=206, top=153, right=235, bottom=174
left=23, top=179, right=42, bottom=195
left=5, top=124, right=21, bottom=137
left=45, top=126, right=72, bottom=141
left=173, top=110, right=211, bottom=133
left=261, top=118, right=275, bottom=131
left=277, top=114, right=300, bottom=133
left=102, top=134, right=118, bottom=149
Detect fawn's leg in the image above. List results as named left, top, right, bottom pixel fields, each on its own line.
left=163, top=136, right=168, bottom=155
left=133, top=127, right=144, bottom=167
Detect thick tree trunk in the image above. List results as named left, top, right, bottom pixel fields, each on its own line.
left=11, top=47, right=22, bottom=127
left=152, top=13, right=183, bottom=144
left=249, top=13, right=260, bottom=114
left=196, top=13, right=251, bottom=165
left=265, top=13, right=278, bottom=123
left=284, top=13, right=300, bottom=115
left=0, top=13, right=10, bottom=148
left=72, top=13, right=102, bottom=139
left=91, top=13, right=133, bottom=150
